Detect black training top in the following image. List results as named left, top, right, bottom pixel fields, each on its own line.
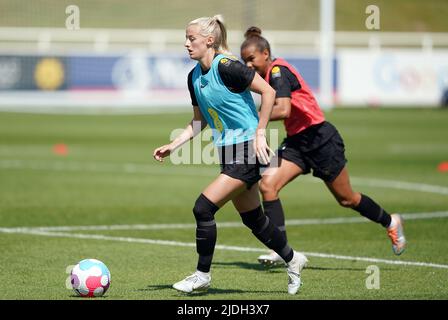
left=268, top=62, right=301, bottom=99
left=187, top=56, right=256, bottom=106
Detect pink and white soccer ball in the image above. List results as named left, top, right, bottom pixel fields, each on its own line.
left=71, top=259, right=111, bottom=297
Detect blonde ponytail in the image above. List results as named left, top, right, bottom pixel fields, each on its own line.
left=188, top=14, right=231, bottom=55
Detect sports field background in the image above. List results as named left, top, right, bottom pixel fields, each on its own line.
left=1, top=108, right=447, bottom=299
left=1, top=0, right=447, bottom=300
left=1, top=0, right=447, bottom=31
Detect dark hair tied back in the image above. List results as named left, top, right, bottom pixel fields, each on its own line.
left=244, top=26, right=262, bottom=39
left=241, top=26, right=271, bottom=57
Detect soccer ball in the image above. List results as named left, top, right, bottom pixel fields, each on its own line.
left=70, top=259, right=111, bottom=297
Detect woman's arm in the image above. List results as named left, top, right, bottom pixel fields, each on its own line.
left=249, top=72, right=276, bottom=164
left=250, top=72, right=275, bottom=132
left=153, top=106, right=207, bottom=162
left=269, top=97, right=291, bottom=120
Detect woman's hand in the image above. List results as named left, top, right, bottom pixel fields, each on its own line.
left=153, top=144, right=173, bottom=162
left=253, top=130, right=274, bottom=165
left=153, top=108, right=206, bottom=163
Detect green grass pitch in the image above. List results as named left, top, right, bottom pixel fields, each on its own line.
left=0, top=108, right=447, bottom=299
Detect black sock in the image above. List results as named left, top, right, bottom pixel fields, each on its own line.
left=263, top=199, right=287, bottom=242
left=353, top=194, right=392, bottom=228
left=239, top=206, right=294, bottom=263
left=193, top=194, right=219, bottom=273
left=196, top=224, right=216, bottom=273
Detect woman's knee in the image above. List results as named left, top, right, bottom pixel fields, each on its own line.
left=259, top=178, right=279, bottom=198
left=337, top=192, right=361, bottom=208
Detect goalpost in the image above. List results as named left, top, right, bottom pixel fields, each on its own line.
left=319, top=0, right=335, bottom=110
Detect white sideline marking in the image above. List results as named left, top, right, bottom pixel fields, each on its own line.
left=388, top=143, right=448, bottom=154
left=1, top=159, right=448, bottom=195
left=1, top=228, right=448, bottom=270
left=1, top=159, right=448, bottom=270
left=0, top=159, right=216, bottom=177
left=349, top=177, right=448, bottom=196
left=2, top=211, right=447, bottom=233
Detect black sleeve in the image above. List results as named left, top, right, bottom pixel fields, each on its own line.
left=269, top=66, right=301, bottom=98
left=187, top=68, right=198, bottom=106
left=217, top=58, right=256, bottom=93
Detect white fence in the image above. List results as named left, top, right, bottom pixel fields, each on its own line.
left=1, top=27, right=448, bottom=112
left=1, top=27, right=448, bottom=54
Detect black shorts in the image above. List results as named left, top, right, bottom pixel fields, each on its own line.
left=218, top=140, right=261, bottom=189
left=276, top=121, right=347, bottom=182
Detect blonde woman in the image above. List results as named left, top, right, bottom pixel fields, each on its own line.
left=153, top=16, right=307, bottom=295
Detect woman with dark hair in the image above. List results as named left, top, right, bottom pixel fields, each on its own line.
left=240, top=27, right=406, bottom=266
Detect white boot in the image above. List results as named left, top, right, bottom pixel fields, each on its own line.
left=257, top=250, right=285, bottom=266
left=286, top=251, right=308, bottom=295
left=172, top=271, right=211, bottom=293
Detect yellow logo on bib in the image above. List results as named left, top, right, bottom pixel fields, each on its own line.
left=207, top=108, right=223, bottom=132
left=271, top=66, right=280, bottom=74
